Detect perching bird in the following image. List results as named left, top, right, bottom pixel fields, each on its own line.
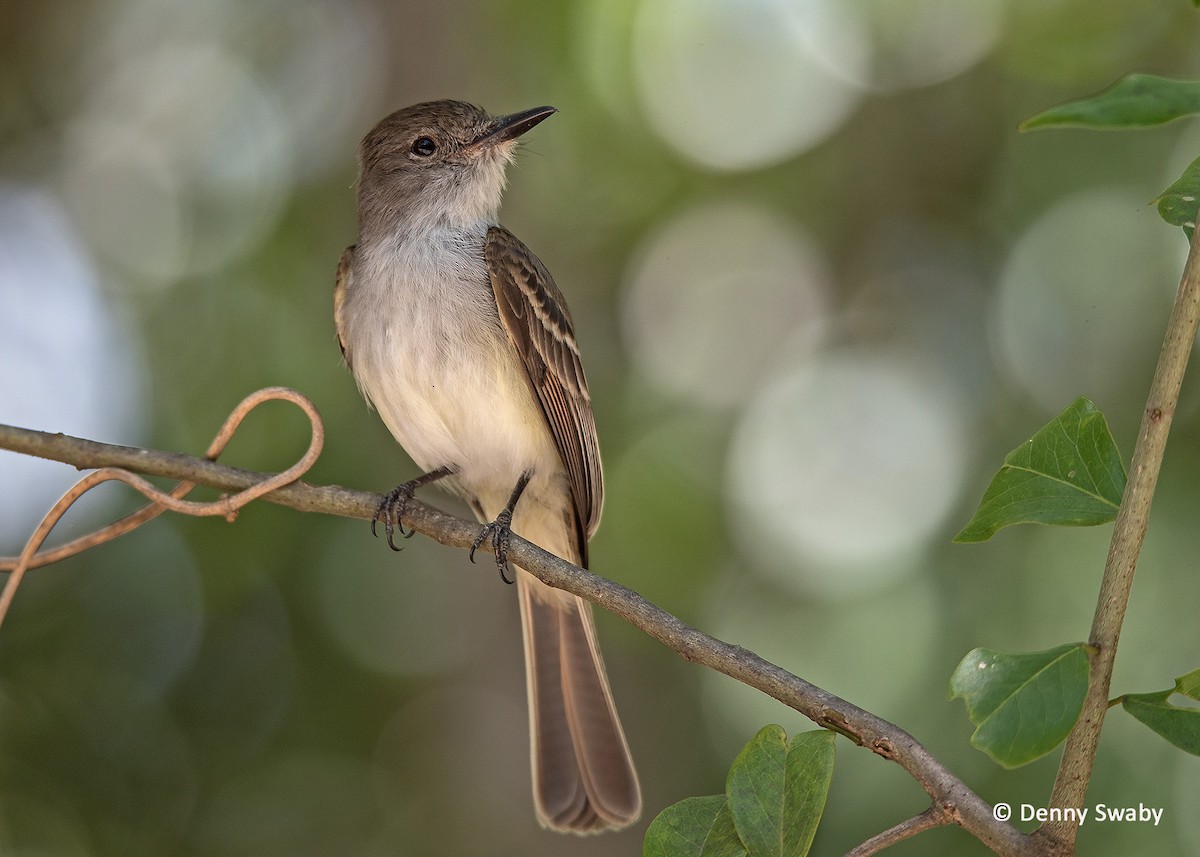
left=334, top=100, right=640, bottom=833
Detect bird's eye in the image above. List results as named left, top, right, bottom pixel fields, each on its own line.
left=411, top=136, right=437, bottom=157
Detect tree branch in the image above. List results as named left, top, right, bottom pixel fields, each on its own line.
left=0, top=421, right=1037, bottom=855
left=1037, top=226, right=1200, bottom=852
left=843, top=806, right=946, bottom=857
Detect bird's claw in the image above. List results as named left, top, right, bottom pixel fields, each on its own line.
left=372, top=483, right=419, bottom=551
left=470, top=509, right=515, bottom=584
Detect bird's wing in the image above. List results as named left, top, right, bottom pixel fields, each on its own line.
left=485, top=226, right=603, bottom=552
left=333, top=245, right=356, bottom=367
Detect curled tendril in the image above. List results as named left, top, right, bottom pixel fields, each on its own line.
left=0, top=386, right=324, bottom=628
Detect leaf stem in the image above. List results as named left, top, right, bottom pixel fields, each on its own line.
left=1038, top=224, right=1200, bottom=852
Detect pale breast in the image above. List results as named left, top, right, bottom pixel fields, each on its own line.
left=342, top=234, right=564, bottom=512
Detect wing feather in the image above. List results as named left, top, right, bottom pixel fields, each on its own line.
left=486, top=226, right=603, bottom=554
left=333, top=245, right=356, bottom=367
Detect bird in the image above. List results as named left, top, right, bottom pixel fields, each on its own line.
left=333, top=100, right=641, bottom=833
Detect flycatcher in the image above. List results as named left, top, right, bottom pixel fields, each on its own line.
left=334, top=100, right=641, bottom=833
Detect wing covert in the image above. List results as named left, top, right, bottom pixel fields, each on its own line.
left=485, top=226, right=603, bottom=550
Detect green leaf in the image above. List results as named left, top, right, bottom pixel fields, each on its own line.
left=1020, top=75, right=1200, bottom=131
left=1154, top=156, right=1200, bottom=238
left=1122, top=692, right=1200, bottom=756
left=1175, top=668, right=1200, bottom=701
left=954, top=397, right=1125, bottom=542
left=948, top=643, right=1090, bottom=767
left=644, top=795, right=747, bottom=857
left=726, top=726, right=835, bottom=857
left=1117, top=668, right=1200, bottom=756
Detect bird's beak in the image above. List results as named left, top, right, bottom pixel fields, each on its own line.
left=466, top=106, right=557, bottom=153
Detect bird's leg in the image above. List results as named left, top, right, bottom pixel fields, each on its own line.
left=470, top=471, right=532, bottom=584
left=372, top=465, right=454, bottom=550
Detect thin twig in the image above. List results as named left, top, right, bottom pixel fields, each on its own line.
left=1038, top=225, right=1200, bottom=853
left=0, top=413, right=1037, bottom=856
left=843, top=806, right=946, bottom=857
left=1, top=387, right=323, bottom=571
left=0, top=388, right=323, bottom=627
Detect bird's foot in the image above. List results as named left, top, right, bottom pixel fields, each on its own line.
left=471, top=507, right=516, bottom=584
left=469, top=471, right=532, bottom=585
left=372, top=484, right=419, bottom=550
left=371, top=466, right=453, bottom=551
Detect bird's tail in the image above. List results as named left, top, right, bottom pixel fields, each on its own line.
left=516, top=564, right=641, bottom=832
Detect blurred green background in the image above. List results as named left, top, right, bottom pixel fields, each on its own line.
left=2, top=0, right=1200, bottom=854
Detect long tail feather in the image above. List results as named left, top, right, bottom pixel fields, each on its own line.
left=518, top=570, right=641, bottom=832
